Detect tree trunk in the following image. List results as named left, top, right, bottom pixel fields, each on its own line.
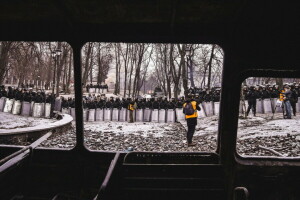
left=207, top=44, right=216, bottom=89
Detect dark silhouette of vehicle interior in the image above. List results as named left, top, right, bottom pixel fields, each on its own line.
left=0, top=1, right=299, bottom=200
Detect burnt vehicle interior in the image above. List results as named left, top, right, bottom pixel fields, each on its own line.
left=0, top=1, right=300, bottom=200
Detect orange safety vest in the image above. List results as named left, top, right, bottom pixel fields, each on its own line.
left=128, top=103, right=134, bottom=111
left=183, top=101, right=198, bottom=119
left=279, top=90, right=285, bottom=101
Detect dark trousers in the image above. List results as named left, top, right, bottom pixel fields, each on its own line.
left=246, top=100, right=256, bottom=116
left=284, top=101, right=292, bottom=118
left=186, top=117, right=197, bottom=143
left=129, top=110, right=134, bottom=122
left=291, top=101, right=297, bottom=116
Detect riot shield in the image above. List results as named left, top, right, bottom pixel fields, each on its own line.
left=33, top=103, right=43, bottom=117
left=112, top=109, right=119, bottom=121
left=3, top=99, right=14, bottom=113
left=0, top=97, right=6, bottom=112
left=135, top=109, right=143, bottom=122
left=214, top=102, right=220, bottom=116
left=256, top=99, right=264, bottom=114
left=158, top=109, right=166, bottom=123
left=143, top=108, right=151, bottom=122
left=96, top=109, right=104, bottom=121
left=198, top=103, right=206, bottom=118
left=83, top=109, right=88, bottom=122
left=104, top=108, right=112, bottom=121
left=203, top=101, right=214, bottom=117
left=21, top=101, right=31, bottom=116
left=45, top=103, right=51, bottom=118
left=176, top=108, right=185, bottom=122
left=88, top=109, right=95, bottom=121
left=151, top=109, right=159, bottom=123
left=62, top=108, right=70, bottom=114
left=70, top=108, right=76, bottom=120
left=119, top=108, right=127, bottom=122
left=166, top=109, right=175, bottom=123
left=12, top=100, right=22, bottom=115
left=263, top=99, right=273, bottom=114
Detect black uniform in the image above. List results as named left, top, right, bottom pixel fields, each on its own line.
left=246, top=88, right=258, bottom=116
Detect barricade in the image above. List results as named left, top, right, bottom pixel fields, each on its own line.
left=95, top=88, right=100, bottom=93
left=70, top=108, right=76, bottom=120
left=0, top=97, right=6, bottom=112
left=3, top=99, right=14, bottom=113
left=54, top=99, right=62, bottom=112
left=166, top=109, right=175, bottom=123
left=112, top=109, right=119, bottom=121
left=203, top=101, right=214, bottom=116
left=88, top=109, right=95, bottom=121
left=151, top=109, right=159, bottom=123
left=214, top=102, right=220, bottom=116
left=21, top=101, right=31, bottom=116
left=135, top=109, right=143, bottom=122
left=175, top=108, right=185, bottom=122
left=119, top=108, right=127, bottom=121
left=158, top=109, right=166, bottom=123
left=45, top=103, right=51, bottom=118
left=83, top=109, right=88, bottom=122
left=32, top=103, right=43, bottom=118
left=143, top=108, right=151, bottom=122
left=12, top=100, right=22, bottom=115
left=198, top=103, right=206, bottom=118
left=263, top=98, right=273, bottom=114
left=256, top=99, right=264, bottom=114
left=104, top=108, right=112, bottom=121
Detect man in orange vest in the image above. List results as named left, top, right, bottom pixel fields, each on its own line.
left=128, top=99, right=135, bottom=123
left=183, top=95, right=201, bottom=147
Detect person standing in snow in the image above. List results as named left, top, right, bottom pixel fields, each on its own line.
left=183, top=95, right=200, bottom=147
left=128, top=99, right=135, bottom=123
left=246, top=86, right=258, bottom=117
left=283, top=85, right=292, bottom=119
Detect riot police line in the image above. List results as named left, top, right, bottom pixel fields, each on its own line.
left=0, top=86, right=59, bottom=118
left=240, top=84, right=300, bottom=116
left=61, top=95, right=221, bottom=123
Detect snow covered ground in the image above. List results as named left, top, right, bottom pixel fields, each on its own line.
left=236, top=113, right=300, bottom=157
left=1, top=111, right=299, bottom=157
left=40, top=121, right=216, bottom=152
left=0, top=112, right=56, bottom=129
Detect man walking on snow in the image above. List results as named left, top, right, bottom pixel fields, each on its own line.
left=183, top=95, right=201, bottom=147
